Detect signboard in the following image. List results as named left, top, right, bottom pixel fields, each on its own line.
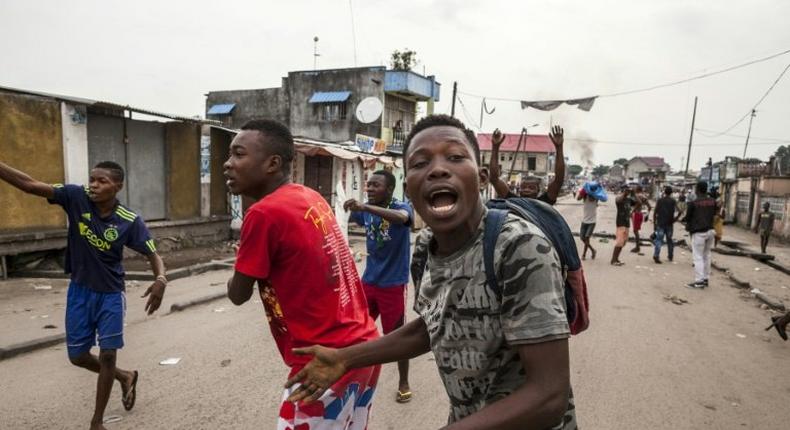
left=200, top=135, right=211, bottom=184
left=355, top=134, right=387, bottom=154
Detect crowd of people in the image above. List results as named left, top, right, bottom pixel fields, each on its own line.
left=1, top=113, right=787, bottom=429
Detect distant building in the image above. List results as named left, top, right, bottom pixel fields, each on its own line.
left=477, top=133, right=556, bottom=180
left=609, top=164, right=625, bottom=183
left=624, top=156, right=670, bottom=183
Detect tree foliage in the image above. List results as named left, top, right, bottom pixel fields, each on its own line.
left=568, top=164, right=584, bottom=176
left=592, top=165, right=610, bottom=177
left=613, top=158, right=629, bottom=166
left=390, top=49, right=418, bottom=71
left=774, top=145, right=790, bottom=173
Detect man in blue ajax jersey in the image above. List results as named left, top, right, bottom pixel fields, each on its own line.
left=0, top=160, right=167, bottom=430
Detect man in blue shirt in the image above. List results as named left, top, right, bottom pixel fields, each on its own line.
left=0, top=160, right=166, bottom=430
left=344, top=169, right=414, bottom=403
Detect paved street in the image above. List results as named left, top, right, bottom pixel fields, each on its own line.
left=1, top=196, right=788, bottom=429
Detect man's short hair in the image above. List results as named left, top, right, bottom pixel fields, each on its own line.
left=403, top=114, right=480, bottom=169
left=696, top=181, right=708, bottom=194
left=371, top=169, right=396, bottom=190
left=664, top=186, right=673, bottom=195
left=241, top=119, right=295, bottom=174
left=94, top=161, right=125, bottom=183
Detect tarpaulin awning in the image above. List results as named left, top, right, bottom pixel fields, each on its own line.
left=309, top=91, right=351, bottom=103
left=521, top=96, right=597, bottom=112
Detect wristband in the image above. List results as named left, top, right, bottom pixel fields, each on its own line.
left=156, top=275, right=168, bottom=286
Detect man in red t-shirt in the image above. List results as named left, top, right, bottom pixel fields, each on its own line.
left=225, top=119, right=380, bottom=429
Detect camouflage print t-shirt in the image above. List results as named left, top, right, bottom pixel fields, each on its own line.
left=413, top=212, right=577, bottom=428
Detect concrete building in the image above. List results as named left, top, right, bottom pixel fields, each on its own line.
left=624, top=156, right=670, bottom=183
left=206, top=65, right=440, bottom=205
left=0, top=86, right=232, bottom=278
left=477, top=133, right=556, bottom=182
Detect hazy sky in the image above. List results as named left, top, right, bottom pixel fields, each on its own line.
left=2, top=0, right=788, bottom=170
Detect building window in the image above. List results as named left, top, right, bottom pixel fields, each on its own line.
left=528, top=156, right=537, bottom=171
left=314, top=102, right=348, bottom=121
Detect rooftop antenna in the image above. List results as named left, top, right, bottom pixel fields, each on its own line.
left=313, top=36, right=320, bottom=70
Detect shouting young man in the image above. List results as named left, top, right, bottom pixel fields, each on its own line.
left=629, top=185, right=651, bottom=254
left=344, top=169, right=414, bottom=404
left=286, top=115, right=577, bottom=430
left=0, top=160, right=166, bottom=430
left=224, top=119, right=380, bottom=429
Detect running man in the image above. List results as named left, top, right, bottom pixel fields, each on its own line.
left=224, top=119, right=380, bottom=429
left=612, top=185, right=635, bottom=266
left=286, top=115, right=577, bottom=429
left=0, top=160, right=166, bottom=430
left=344, top=169, right=414, bottom=403
left=489, top=126, right=566, bottom=204
left=629, top=185, right=652, bottom=254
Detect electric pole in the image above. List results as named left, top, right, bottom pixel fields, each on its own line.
left=451, top=82, right=457, bottom=117
left=743, top=109, right=757, bottom=159
left=313, top=36, right=320, bottom=70
left=684, top=96, right=698, bottom=178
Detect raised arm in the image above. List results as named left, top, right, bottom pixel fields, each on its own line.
left=343, top=199, right=409, bottom=224
left=0, top=161, right=55, bottom=199
left=489, top=129, right=511, bottom=198
left=546, top=126, right=565, bottom=202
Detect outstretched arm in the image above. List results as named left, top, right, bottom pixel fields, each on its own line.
left=285, top=318, right=431, bottom=403
left=0, top=161, right=55, bottom=199
left=546, top=126, right=565, bottom=202
left=489, top=129, right=512, bottom=198
left=343, top=199, right=409, bottom=224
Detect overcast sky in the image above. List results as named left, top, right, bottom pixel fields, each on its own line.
left=2, top=0, right=788, bottom=170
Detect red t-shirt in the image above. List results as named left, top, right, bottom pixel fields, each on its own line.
left=235, top=184, right=379, bottom=370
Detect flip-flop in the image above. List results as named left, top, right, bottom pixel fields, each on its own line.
left=611, top=261, right=625, bottom=266
left=396, top=390, right=412, bottom=403
left=122, top=371, right=138, bottom=411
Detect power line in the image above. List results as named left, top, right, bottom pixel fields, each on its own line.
left=565, top=137, right=781, bottom=147
left=457, top=46, right=790, bottom=102
left=456, top=96, right=482, bottom=131
left=694, top=127, right=790, bottom=143
left=698, top=61, right=790, bottom=137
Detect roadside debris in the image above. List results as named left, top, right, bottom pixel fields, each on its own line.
left=43, top=324, right=57, bottom=329
left=159, top=357, right=182, bottom=365
left=663, top=295, right=689, bottom=305
left=33, top=285, right=52, bottom=290
left=220, top=359, right=231, bottom=367
left=104, top=415, right=123, bottom=424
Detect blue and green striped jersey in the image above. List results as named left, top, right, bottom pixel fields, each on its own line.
left=48, top=184, right=156, bottom=293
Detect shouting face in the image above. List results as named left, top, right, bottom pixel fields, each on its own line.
left=404, top=126, right=486, bottom=235
left=88, top=168, right=123, bottom=204
left=518, top=179, right=540, bottom=198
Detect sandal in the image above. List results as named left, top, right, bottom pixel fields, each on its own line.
left=122, top=371, right=139, bottom=411
left=396, top=390, right=412, bottom=403
left=611, top=261, right=625, bottom=266
left=765, top=316, right=788, bottom=341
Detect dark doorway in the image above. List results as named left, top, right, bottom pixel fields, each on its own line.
left=304, top=155, right=334, bottom=205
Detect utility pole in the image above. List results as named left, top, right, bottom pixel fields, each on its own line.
left=313, top=36, right=320, bottom=70
left=451, top=82, right=458, bottom=117
left=743, top=109, right=757, bottom=159
left=684, top=96, right=698, bottom=178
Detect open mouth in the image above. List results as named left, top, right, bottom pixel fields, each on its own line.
left=429, top=189, right=458, bottom=215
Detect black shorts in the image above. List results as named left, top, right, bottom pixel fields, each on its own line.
left=580, top=222, right=596, bottom=239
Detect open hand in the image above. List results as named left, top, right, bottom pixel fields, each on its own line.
left=549, top=125, right=564, bottom=149
left=142, top=280, right=166, bottom=315
left=284, top=345, right=347, bottom=404
left=343, top=199, right=364, bottom=212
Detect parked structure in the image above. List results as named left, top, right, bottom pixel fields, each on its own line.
left=0, top=86, right=231, bottom=278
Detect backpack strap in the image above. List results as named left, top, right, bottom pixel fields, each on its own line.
left=483, top=209, right=509, bottom=297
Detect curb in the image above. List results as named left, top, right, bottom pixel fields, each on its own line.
left=169, top=291, right=228, bottom=313
left=0, top=333, right=65, bottom=361
left=0, top=288, right=230, bottom=362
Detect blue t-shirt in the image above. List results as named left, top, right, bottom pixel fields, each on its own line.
left=350, top=200, right=412, bottom=287
left=48, top=184, right=156, bottom=293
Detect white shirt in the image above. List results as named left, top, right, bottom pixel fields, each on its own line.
left=582, top=198, right=598, bottom=224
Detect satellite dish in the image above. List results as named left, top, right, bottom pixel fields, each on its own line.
left=355, top=97, right=383, bottom=124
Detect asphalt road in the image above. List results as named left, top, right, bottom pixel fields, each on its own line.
left=1, top=197, right=788, bottom=429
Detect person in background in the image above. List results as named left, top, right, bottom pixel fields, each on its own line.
left=652, top=186, right=681, bottom=264
left=683, top=181, right=717, bottom=289
left=611, top=185, right=635, bottom=266
left=756, top=202, right=775, bottom=254
left=576, top=184, right=600, bottom=260
left=629, top=185, right=652, bottom=254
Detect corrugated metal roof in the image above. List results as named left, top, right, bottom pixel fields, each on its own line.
left=0, top=85, right=220, bottom=124
left=477, top=133, right=555, bottom=153
left=207, top=103, right=236, bottom=115
left=308, top=91, right=351, bottom=103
